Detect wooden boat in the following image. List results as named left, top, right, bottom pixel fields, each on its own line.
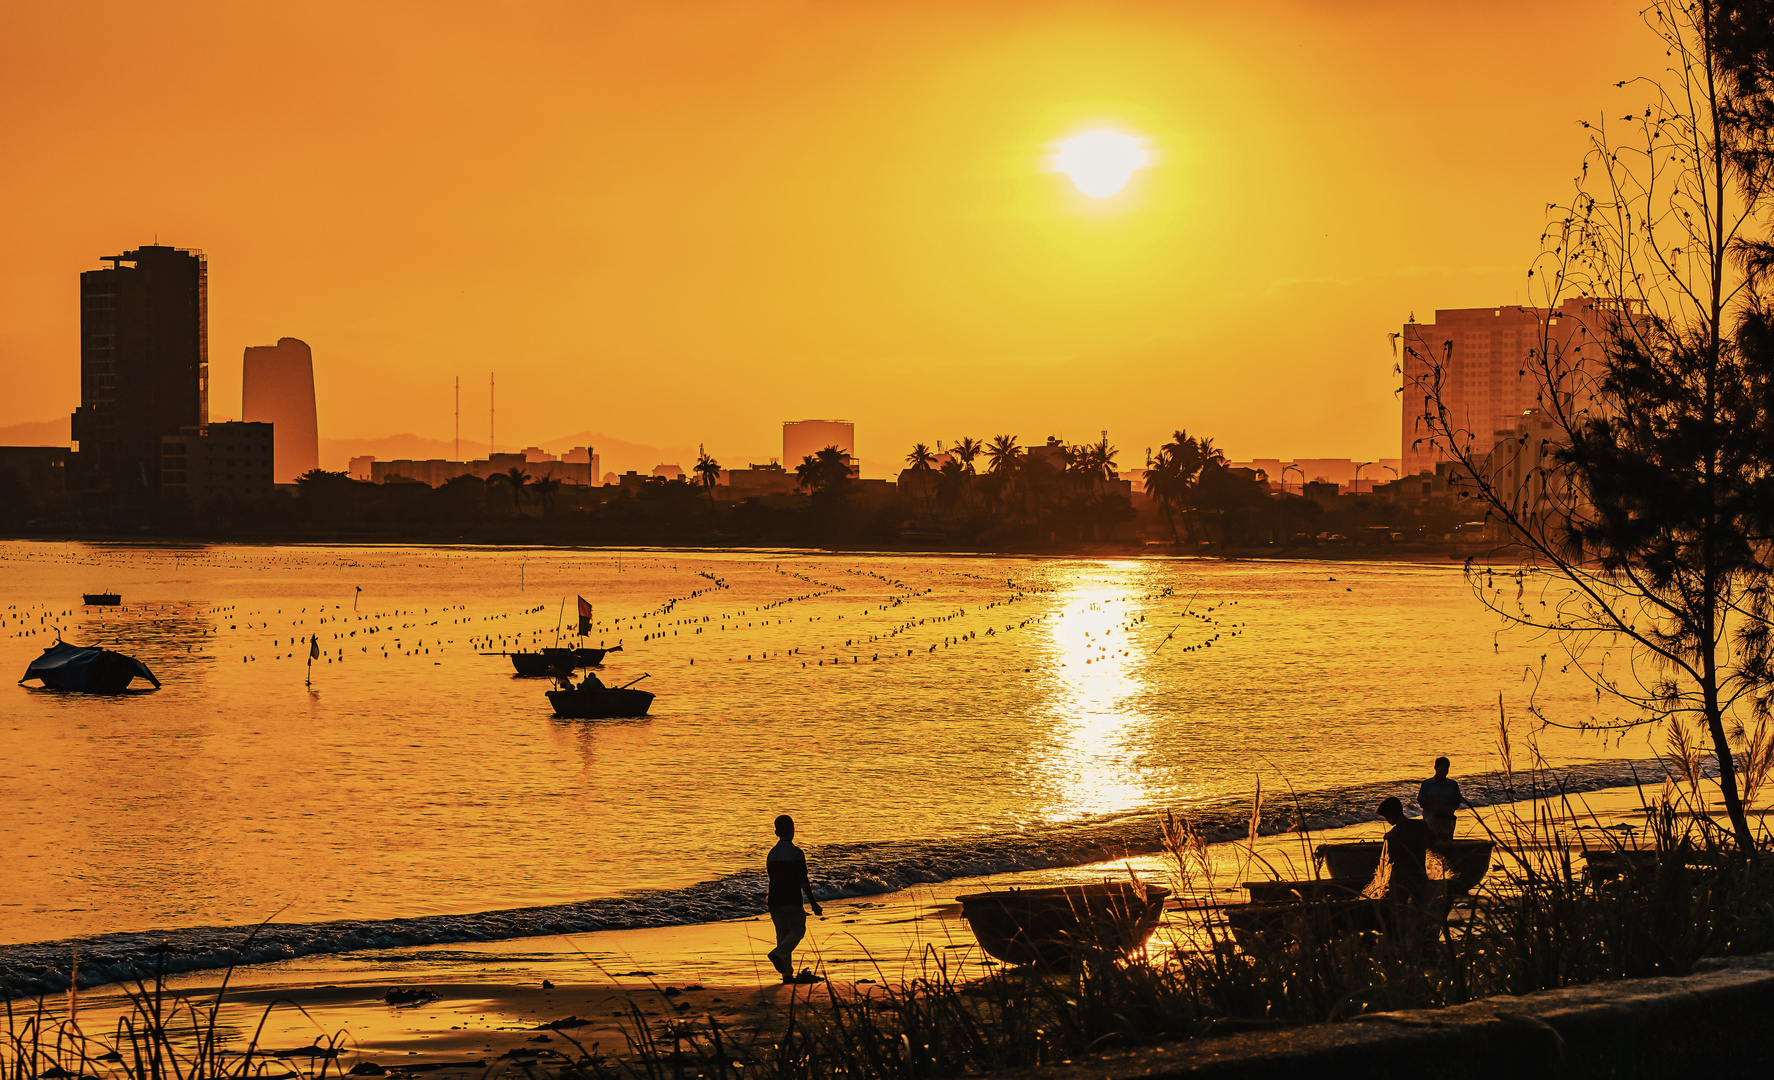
left=497, top=645, right=622, bottom=676
left=546, top=684, right=654, bottom=719
left=82, top=592, right=121, bottom=606
left=19, top=641, right=159, bottom=693
left=1582, top=848, right=1719, bottom=882
left=1221, top=892, right=1452, bottom=948
left=956, top=881, right=1169, bottom=967
left=1240, top=877, right=1367, bottom=904
left=1315, top=839, right=1494, bottom=894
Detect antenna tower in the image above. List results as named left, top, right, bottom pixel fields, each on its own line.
left=454, top=376, right=461, bottom=461
left=489, top=372, right=496, bottom=456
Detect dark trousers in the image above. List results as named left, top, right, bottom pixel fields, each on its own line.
left=767, top=906, right=807, bottom=975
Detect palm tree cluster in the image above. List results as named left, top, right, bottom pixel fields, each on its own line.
left=1143, top=430, right=1226, bottom=543
left=795, top=445, right=856, bottom=498
left=893, top=432, right=1133, bottom=540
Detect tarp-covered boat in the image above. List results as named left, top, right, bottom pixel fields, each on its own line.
left=504, top=645, right=622, bottom=676
left=19, top=641, right=160, bottom=693
left=82, top=592, right=121, bottom=606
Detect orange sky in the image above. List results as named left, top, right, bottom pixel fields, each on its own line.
left=0, top=0, right=1661, bottom=469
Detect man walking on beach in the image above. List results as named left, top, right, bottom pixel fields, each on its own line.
left=1418, top=757, right=1462, bottom=842
left=766, top=814, right=824, bottom=984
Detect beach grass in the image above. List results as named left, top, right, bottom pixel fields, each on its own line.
left=2, top=945, right=349, bottom=1080
left=584, top=775, right=1774, bottom=1080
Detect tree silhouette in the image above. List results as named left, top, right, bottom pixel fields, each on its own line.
left=906, top=443, right=937, bottom=517
left=502, top=466, right=531, bottom=513
left=985, top=435, right=1021, bottom=475
left=531, top=473, right=562, bottom=516
left=952, top=436, right=984, bottom=475
left=1404, top=0, right=1774, bottom=853
left=796, top=445, right=854, bottom=500
left=694, top=448, right=721, bottom=505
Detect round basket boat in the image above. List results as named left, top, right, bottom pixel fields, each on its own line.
left=1314, top=839, right=1494, bottom=894
left=956, top=881, right=1169, bottom=968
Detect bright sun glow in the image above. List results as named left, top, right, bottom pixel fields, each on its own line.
left=1051, top=130, right=1150, bottom=198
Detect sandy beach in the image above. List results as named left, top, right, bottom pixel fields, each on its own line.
left=18, top=777, right=1743, bottom=1075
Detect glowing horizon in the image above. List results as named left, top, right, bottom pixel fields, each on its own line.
left=0, top=0, right=1663, bottom=466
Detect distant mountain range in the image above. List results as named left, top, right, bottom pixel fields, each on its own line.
left=0, top=418, right=69, bottom=446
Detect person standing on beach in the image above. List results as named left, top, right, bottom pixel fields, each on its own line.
left=766, top=814, right=824, bottom=984
left=1418, top=757, right=1462, bottom=842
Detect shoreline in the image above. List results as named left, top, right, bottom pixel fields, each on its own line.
left=9, top=781, right=1728, bottom=1074
left=0, top=756, right=1698, bottom=1000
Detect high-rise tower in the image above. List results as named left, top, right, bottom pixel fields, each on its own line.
left=242, top=337, right=319, bottom=482
left=70, top=245, right=208, bottom=498
left=1397, top=299, right=1611, bottom=476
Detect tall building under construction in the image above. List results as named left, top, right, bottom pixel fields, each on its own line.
left=70, top=245, right=208, bottom=499
left=242, top=337, right=319, bottom=483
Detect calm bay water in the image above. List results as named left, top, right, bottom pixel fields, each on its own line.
left=0, top=541, right=1641, bottom=947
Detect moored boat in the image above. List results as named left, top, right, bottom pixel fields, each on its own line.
left=1240, top=877, right=1367, bottom=904
left=1315, top=838, right=1494, bottom=894
left=19, top=641, right=160, bottom=693
left=82, top=592, right=121, bottom=606
left=1221, top=891, right=1453, bottom=947
left=501, top=645, right=622, bottom=676
left=956, top=881, right=1169, bottom=967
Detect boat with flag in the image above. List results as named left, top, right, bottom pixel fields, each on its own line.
left=485, top=594, right=622, bottom=675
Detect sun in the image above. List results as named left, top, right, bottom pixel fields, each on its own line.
left=1050, top=130, right=1150, bottom=198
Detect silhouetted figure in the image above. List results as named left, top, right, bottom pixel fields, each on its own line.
left=580, top=670, right=606, bottom=691
left=1370, top=796, right=1434, bottom=904
left=1418, top=757, right=1462, bottom=842
left=765, top=814, right=824, bottom=984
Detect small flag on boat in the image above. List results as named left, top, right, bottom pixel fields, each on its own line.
left=576, top=595, right=593, bottom=637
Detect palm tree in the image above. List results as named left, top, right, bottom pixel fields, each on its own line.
left=985, top=435, right=1021, bottom=475
left=812, top=446, right=853, bottom=491
left=1089, top=437, right=1117, bottom=482
left=952, top=436, right=983, bottom=475
left=936, top=458, right=969, bottom=523
left=694, top=448, right=721, bottom=504
left=796, top=446, right=854, bottom=501
left=502, top=466, right=531, bottom=513
left=531, top=474, right=562, bottom=516
left=1145, top=446, right=1185, bottom=542
left=905, top=443, right=938, bottom=518
left=1147, top=431, right=1224, bottom=543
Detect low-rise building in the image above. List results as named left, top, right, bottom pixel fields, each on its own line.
left=0, top=446, right=71, bottom=505
left=160, top=421, right=276, bottom=504
left=370, top=450, right=599, bottom=487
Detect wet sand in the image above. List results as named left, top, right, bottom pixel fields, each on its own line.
left=22, top=778, right=1742, bottom=1075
